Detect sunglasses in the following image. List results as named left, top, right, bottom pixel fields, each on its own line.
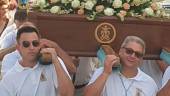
left=22, top=40, right=40, bottom=48
left=123, top=47, right=144, bottom=58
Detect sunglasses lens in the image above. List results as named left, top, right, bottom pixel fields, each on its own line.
left=125, top=48, right=134, bottom=55
left=22, top=40, right=40, bottom=48
left=22, top=41, right=30, bottom=48
left=135, top=53, right=143, bottom=58
left=32, top=40, right=40, bottom=47
left=124, top=47, right=143, bottom=58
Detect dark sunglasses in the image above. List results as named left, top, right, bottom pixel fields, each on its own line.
left=123, top=47, right=144, bottom=58
left=22, top=40, right=40, bottom=48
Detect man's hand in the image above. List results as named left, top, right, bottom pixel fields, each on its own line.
left=40, top=39, right=58, bottom=48
left=156, top=60, right=169, bottom=73
left=103, top=55, right=120, bottom=75
left=40, top=38, right=76, bottom=74
left=40, top=48, right=58, bottom=63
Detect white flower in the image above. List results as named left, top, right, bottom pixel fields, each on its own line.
left=156, top=3, right=162, bottom=10
left=71, top=0, right=80, bottom=8
left=104, top=8, right=115, bottom=16
left=37, top=0, right=46, bottom=7
left=50, top=6, right=61, bottom=14
left=85, top=1, right=95, bottom=10
left=155, top=10, right=161, bottom=17
left=92, top=0, right=97, bottom=4
left=50, top=0, right=60, bottom=4
left=132, top=0, right=149, bottom=6
left=61, top=0, right=70, bottom=3
left=112, top=0, right=122, bottom=8
left=144, top=7, right=154, bottom=16
left=131, top=0, right=141, bottom=6
left=126, top=0, right=130, bottom=3
left=80, top=2, right=85, bottom=8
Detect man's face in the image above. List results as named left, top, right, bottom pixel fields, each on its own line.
left=17, top=32, right=40, bottom=61
left=119, top=41, right=144, bottom=68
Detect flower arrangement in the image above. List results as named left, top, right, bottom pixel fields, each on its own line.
left=30, top=0, right=170, bottom=21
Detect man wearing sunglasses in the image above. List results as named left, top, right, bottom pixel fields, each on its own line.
left=84, top=36, right=158, bottom=96
left=0, top=23, right=74, bottom=96
left=0, top=17, right=76, bottom=77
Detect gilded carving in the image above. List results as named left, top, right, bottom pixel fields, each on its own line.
left=95, top=23, right=116, bottom=44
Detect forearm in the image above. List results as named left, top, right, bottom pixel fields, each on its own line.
left=53, top=59, right=74, bottom=96
left=157, top=87, right=169, bottom=96
left=157, top=80, right=170, bottom=96
left=55, top=44, right=76, bottom=74
left=157, top=90, right=168, bottom=96
left=84, top=72, right=109, bottom=96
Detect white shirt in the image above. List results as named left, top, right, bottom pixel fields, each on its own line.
left=0, top=29, right=17, bottom=49
left=0, top=57, right=70, bottom=96
left=1, top=50, right=21, bottom=77
left=0, top=23, right=16, bottom=49
left=162, top=66, right=170, bottom=87
left=89, top=68, right=158, bottom=96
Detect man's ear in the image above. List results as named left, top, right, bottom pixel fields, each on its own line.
left=16, top=44, right=20, bottom=51
left=119, top=48, right=123, bottom=56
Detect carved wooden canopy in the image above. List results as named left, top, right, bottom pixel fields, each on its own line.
left=28, top=11, right=170, bottom=59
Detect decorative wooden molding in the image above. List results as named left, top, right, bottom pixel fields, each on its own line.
left=28, top=11, right=170, bottom=59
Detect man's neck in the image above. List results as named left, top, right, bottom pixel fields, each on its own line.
left=20, top=60, right=37, bottom=68
left=120, top=67, right=138, bottom=78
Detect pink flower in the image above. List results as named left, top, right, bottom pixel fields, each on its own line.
left=77, top=8, right=84, bottom=15
left=117, top=10, right=127, bottom=21
left=151, top=2, right=158, bottom=11
left=120, top=10, right=127, bottom=16
left=123, top=3, right=130, bottom=10
left=95, top=5, right=104, bottom=13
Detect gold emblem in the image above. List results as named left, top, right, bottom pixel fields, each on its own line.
left=95, top=23, right=116, bottom=44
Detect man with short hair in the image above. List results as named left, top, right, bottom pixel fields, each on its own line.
left=0, top=15, right=76, bottom=76
left=84, top=36, right=158, bottom=96
left=0, top=22, right=74, bottom=96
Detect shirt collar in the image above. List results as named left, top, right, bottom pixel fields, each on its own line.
left=15, top=60, right=40, bottom=72
left=119, top=68, right=145, bottom=81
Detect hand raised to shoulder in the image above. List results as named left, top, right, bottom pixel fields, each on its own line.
left=40, top=38, right=58, bottom=48
left=103, top=55, right=120, bottom=75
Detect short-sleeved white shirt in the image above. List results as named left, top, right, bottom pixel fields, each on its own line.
left=162, top=66, right=170, bottom=87
left=1, top=50, right=21, bottom=77
left=0, top=57, right=70, bottom=96
left=89, top=68, right=158, bottom=96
